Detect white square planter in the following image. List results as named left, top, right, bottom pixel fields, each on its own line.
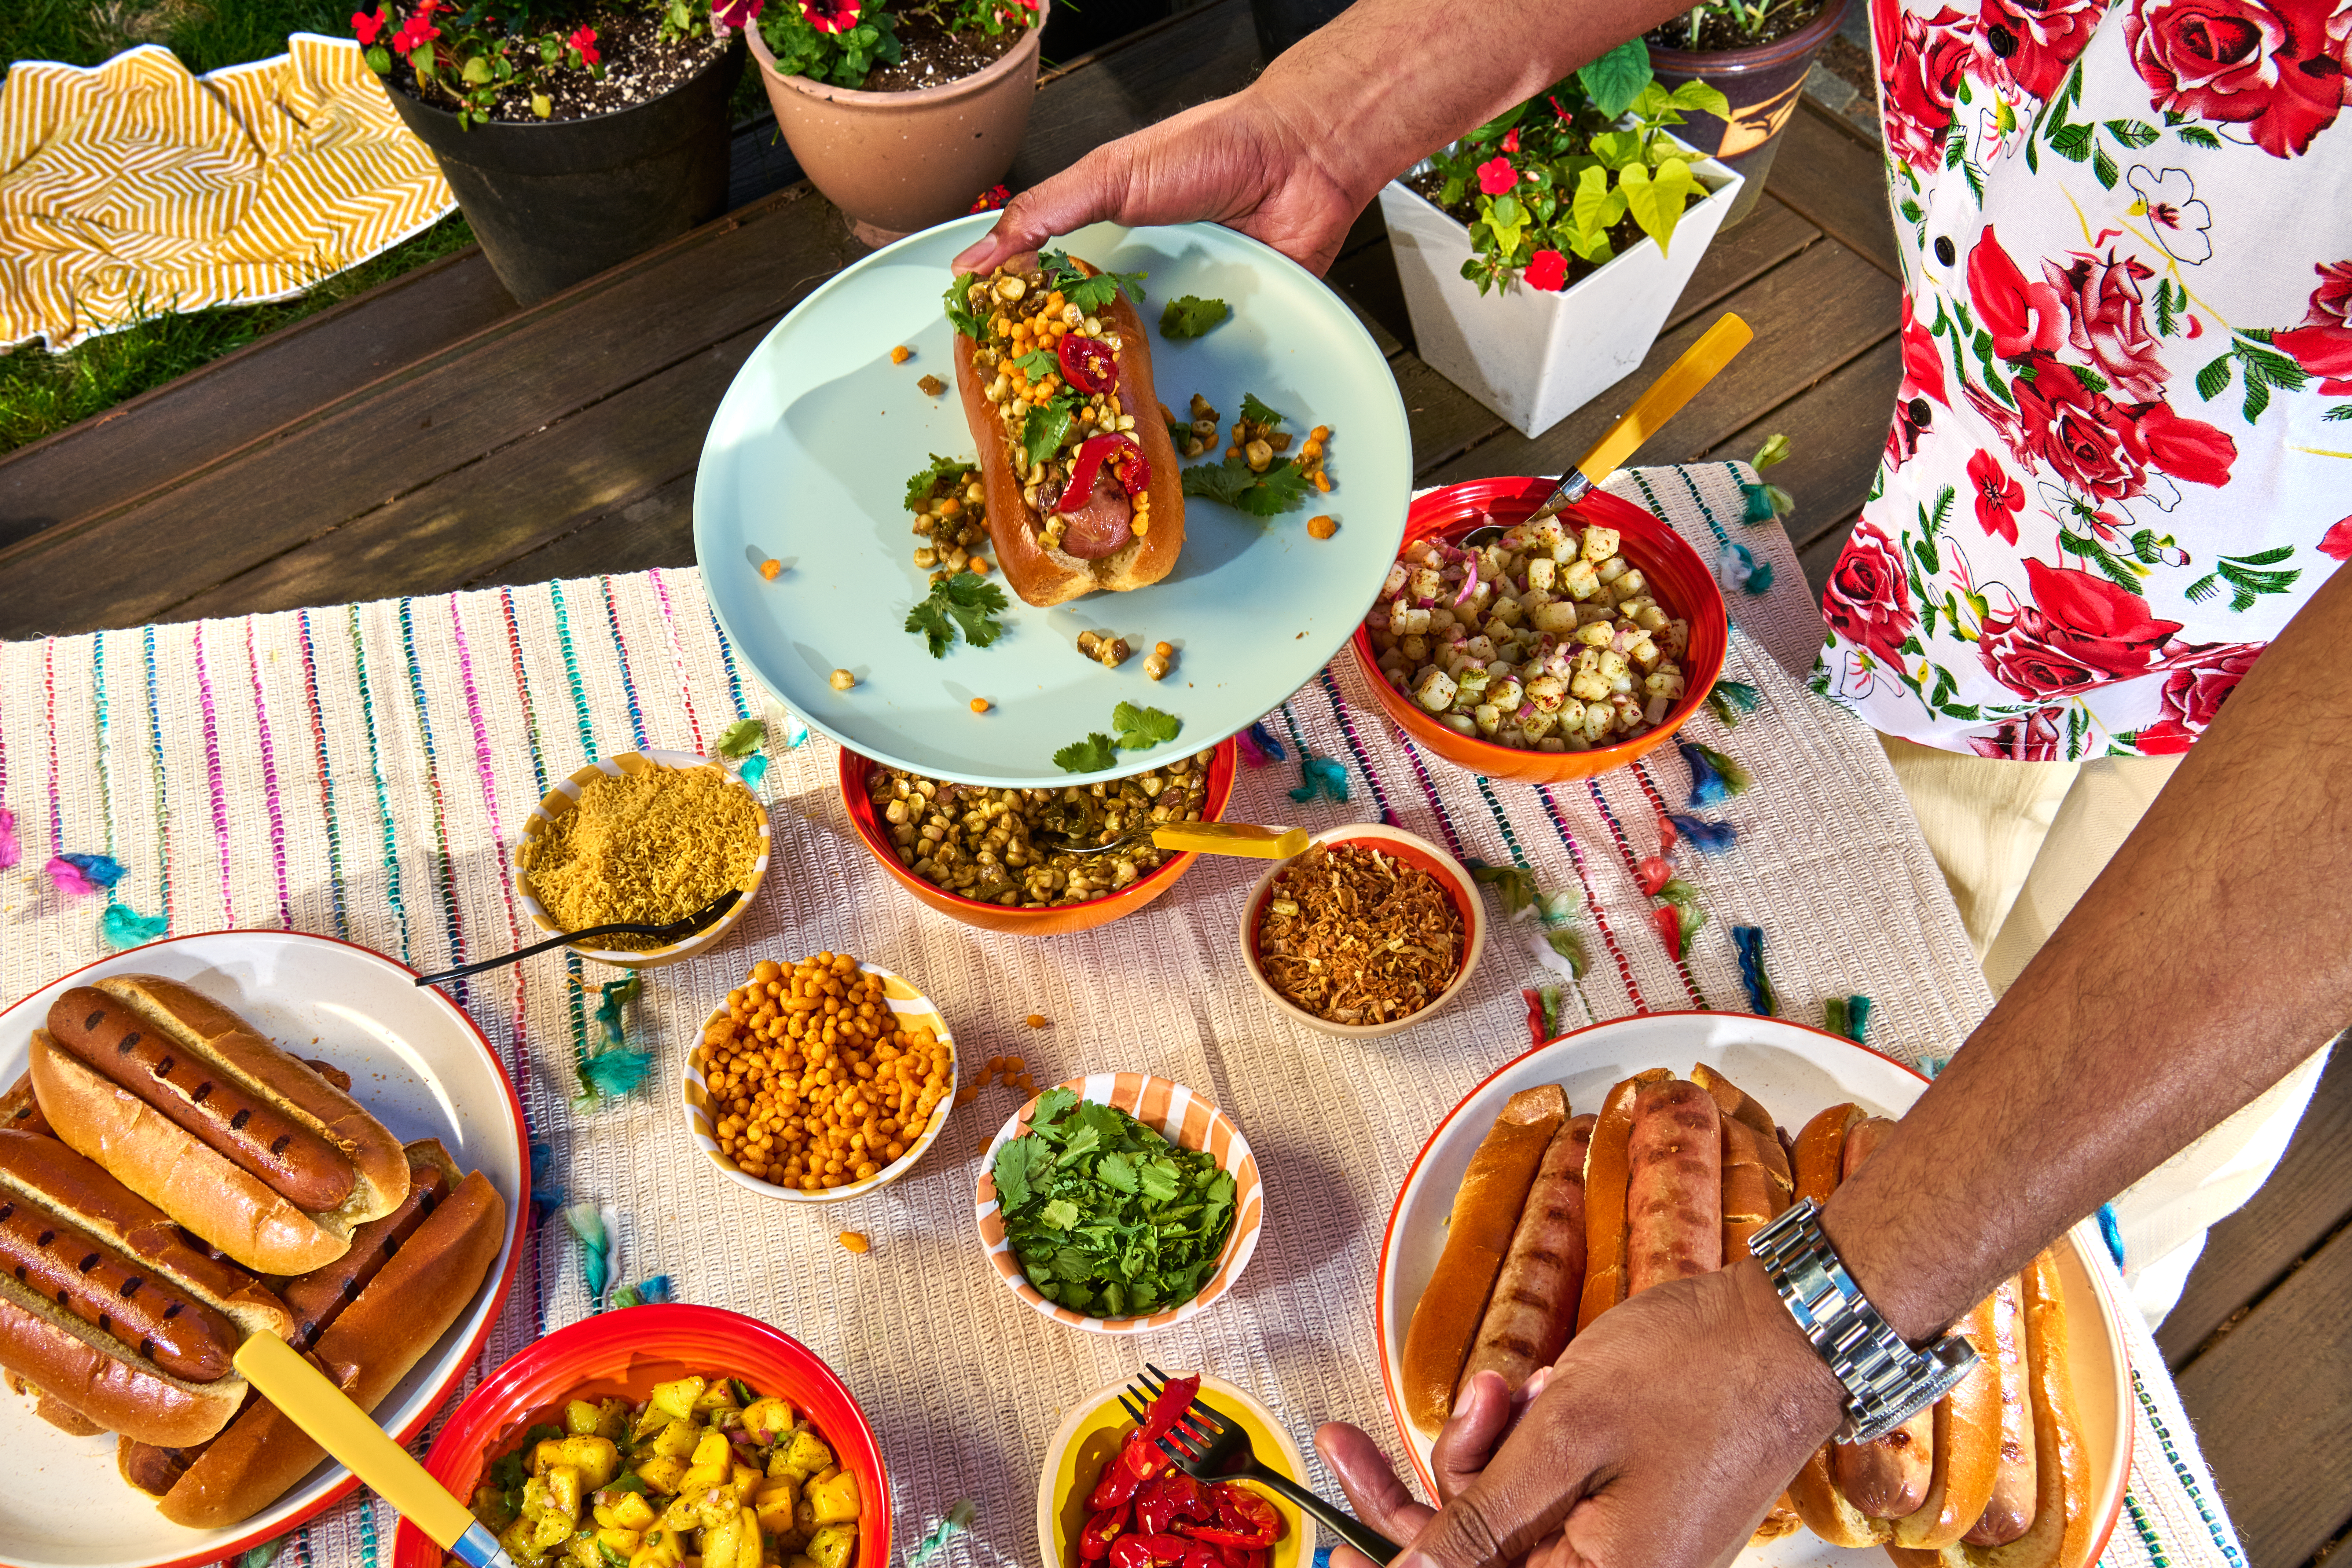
left=1378, top=140, right=1744, bottom=439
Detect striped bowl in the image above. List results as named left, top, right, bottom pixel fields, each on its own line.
left=682, top=962, right=956, bottom=1203
left=511, top=749, right=770, bottom=969
left=974, top=1072, right=1264, bottom=1334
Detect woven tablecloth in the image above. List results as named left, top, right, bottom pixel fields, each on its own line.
left=0, top=464, right=2246, bottom=1568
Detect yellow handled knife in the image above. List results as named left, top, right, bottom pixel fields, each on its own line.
left=1523, top=313, right=1755, bottom=526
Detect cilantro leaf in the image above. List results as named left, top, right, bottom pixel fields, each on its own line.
left=905, top=599, right=955, bottom=658
left=944, top=273, right=987, bottom=339
left=1240, top=392, right=1288, bottom=427
left=1096, top=1152, right=1139, bottom=1192
left=904, top=453, right=976, bottom=512
left=1180, top=455, right=1314, bottom=516
left=1033, top=1087, right=1079, bottom=1126
left=1011, top=347, right=1059, bottom=381
left=1112, top=702, right=1182, bottom=750
left=1041, top=1197, right=1081, bottom=1230
left=991, top=1137, right=1036, bottom=1210
left=1041, top=249, right=1148, bottom=312
left=1166, top=416, right=1191, bottom=448
left=1053, top=732, right=1119, bottom=773
left=1159, top=295, right=1231, bottom=339
left=1179, top=459, right=1258, bottom=507
left=1137, top=1157, right=1181, bottom=1202
left=1022, top=398, right=1076, bottom=469
left=904, top=573, right=1009, bottom=658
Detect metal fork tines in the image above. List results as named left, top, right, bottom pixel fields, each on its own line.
left=1118, top=1365, right=1401, bottom=1566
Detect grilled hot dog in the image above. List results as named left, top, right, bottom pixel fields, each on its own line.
left=1459, top=1112, right=1594, bottom=1395
left=1624, top=1079, right=1723, bottom=1296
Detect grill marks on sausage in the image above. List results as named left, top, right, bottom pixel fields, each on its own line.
left=1624, top=1081, right=1723, bottom=1296
left=278, top=1158, right=447, bottom=1350
left=0, top=1190, right=239, bottom=1381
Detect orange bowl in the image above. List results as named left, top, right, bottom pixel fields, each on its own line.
left=1349, top=478, right=1729, bottom=782
left=390, top=1305, right=890, bottom=1568
left=839, top=742, right=1239, bottom=935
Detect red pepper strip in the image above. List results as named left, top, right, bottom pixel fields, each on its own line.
left=1636, top=855, right=1673, bottom=898
left=1054, top=433, right=1150, bottom=513
left=1120, top=1432, right=1171, bottom=1485
left=1058, top=332, right=1117, bottom=394
left=1079, top=1509, right=1129, bottom=1562
left=1110, top=1537, right=1154, bottom=1568
left=1137, top=1471, right=1213, bottom=1537
left=1141, top=1374, right=1202, bottom=1445
left=1114, top=1535, right=1197, bottom=1568
left=1183, top=1487, right=1282, bottom=1548
left=1180, top=1547, right=1223, bottom=1568
left=1091, top=1440, right=1144, bottom=1510
left=1216, top=1546, right=1254, bottom=1568
left=1652, top=903, right=1683, bottom=961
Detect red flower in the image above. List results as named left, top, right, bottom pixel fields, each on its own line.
left=1976, top=558, right=2185, bottom=699
left=802, top=0, right=861, bottom=33
left=1969, top=449, right=2026, bottom=544
left=1978, top=0, right=2104, bottom=97
left=353, top=6, right=385, bottom=44
left=1875, top=3, right=1976, bottom=170
left=2130, top=400, right=2237, bottom=488
left=1967, top=707, right=2066, bottom=759
left=969, top=183, right=1011, bottom=213
left=1899, top=292, right=1949, bottom=407
left=2136, top=643, right=2266, bottom=752
left=390, top=8, right=440, bottom=53
left=2321, top=515, right=2352, bottom=560
left=2273, top=259, right=2352, bottom=393
left=1500, top=128, right=1521, bottom=154
left=1477, top=156, right=1517, bottom=196
left=2043, top=251, right=2167, bottom=402
left=1969, top=228, right=2065, bottom=360
left=1822, top=519, right=1917, bottom=670
left=2123, top=0, right=2352, bottom=159
left=568, top=24, right=599, bottom=64
left=1522, top=249, right=1568, bottom=291
left=714, top=0, right=763, bottom=27
left=2012, top=362, right=2144, bottom=499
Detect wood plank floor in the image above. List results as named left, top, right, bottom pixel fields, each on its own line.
left=1, top=9, right=2346, bottom=1560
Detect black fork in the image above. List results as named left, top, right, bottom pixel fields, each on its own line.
left=1119, top=1364, right=1402, bottom=1565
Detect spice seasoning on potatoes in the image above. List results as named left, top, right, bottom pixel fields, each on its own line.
left=696, top=953, right=953, bottom=1191
left=1256, top=844, right=1465, bottom=1024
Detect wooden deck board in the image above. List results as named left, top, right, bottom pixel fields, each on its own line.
left=1768, top=101, right=1902, bottom=280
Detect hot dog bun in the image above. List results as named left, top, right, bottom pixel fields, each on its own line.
left=0, top=1129, right=292, bottom=1448
left=1401, top=1085, right=1566, bottom=1434
left=1458, top=1112, right=1593, bottom=1397
left=1784, top=1103, right=1890, bottom=1548
left=1577, top=1069, right=1669, bottom=1331
left=122, top=1139, right=506, bottom=1530
left=952, top=256, right=1184, bottom=607
left=34, top=974, right=408, bottom=1274
left=1891, top=1291, right=2004, bottom=1550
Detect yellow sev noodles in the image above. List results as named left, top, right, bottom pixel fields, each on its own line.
left=519, top=765, right=761, bottom=949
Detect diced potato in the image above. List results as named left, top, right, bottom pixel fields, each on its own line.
left=1580, top=526, right=1620, bottom=563
left=1561, top=559, right=1602, bottom=600
left=1472, top=703, right=1503, bottom=737
left=779, top=1430, right=835, bottom=1479
left=564, top=1400, right=604, bottom=1437
left=1412, top=667, right=1456, bottom=712
left=1529, top=601, right=1578, bottom=635
left=635, top=1454, right=688, bottom=1494
left=808, top=1523, right=858, bottom=1568
left=606, top=1490, right=658, bottom=1532
left=807, top=1471, right=860, bottom=1525
left=1573, top=621, right=1612, bottom=648
left=544, top=1464, right=583, bottom=1522
left=648, top=1377, right=707, bottom=1422
left=1524, top=557, right=1554, bottom=592
left=742, top=1397, right=799, bottom=1445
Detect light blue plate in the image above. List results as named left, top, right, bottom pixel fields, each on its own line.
left=693, top=214, right=1411, bottom=788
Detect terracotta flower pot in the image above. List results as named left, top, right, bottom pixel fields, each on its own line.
left=744, top=5, right=1047, bottom=247
left=1646, top=0, right=1850, bottom=229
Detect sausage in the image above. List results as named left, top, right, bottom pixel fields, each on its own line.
left=1963, top=1275, right=2038, bottom=1545
left=1058, top=466, right=1136, bottom=559
left=277, top=1159, right=450, bottom=1350
left=1624, top=1080, right=1722, bottom=1296
left=1, top=1072, right=49, bottom=1138
left=1831, top=1116, right=1932, bottom=1518
left=48, top=987, right=354, bottom=1213
left=1459, top=1114, right=1594, bottom=1394
left=0, top=1190, right=241, bottom=1381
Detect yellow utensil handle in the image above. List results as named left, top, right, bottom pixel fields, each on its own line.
left=1151, top=822, right=1312, bottom=859
left=234, top=1333, right=478, bottom=1548
left=1576, top=313, right=1754, bottom=486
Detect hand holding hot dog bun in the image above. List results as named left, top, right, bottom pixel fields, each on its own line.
left=34, top=976, right=408, bottom=1274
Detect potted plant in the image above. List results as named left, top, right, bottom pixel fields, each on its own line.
left=723, top=0, right=1047, bottom=246
left=1378, top=61, right=1743, bottom=439
left=1643, top=0, right=1851, bottom=228
left=358, top=0, right=744, bottom=304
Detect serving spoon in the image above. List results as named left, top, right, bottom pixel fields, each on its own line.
left=413, top=888, right=741, bottom=987
left=1029, top=821, right=1311, bottom=860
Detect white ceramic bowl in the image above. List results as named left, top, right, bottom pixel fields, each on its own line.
left=511, top=748, right=770, bottom=969
left=681, top=962, right=956, bottom=1203
left=1239, top=823, right=1488, bottom=1038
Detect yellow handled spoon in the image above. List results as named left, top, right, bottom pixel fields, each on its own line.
left=234, top=1334, right=516, bottom=1568
left=1031, top=821, right=1311, bottom=860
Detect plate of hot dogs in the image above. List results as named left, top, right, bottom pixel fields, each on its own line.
left=694, top=214, right=1412, bottom=788
left=1376, top=1012, right=2131, bottom=1568
left=0, top=932, right=526, bottom=1568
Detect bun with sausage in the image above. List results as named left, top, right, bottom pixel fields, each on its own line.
left=33, top=974, right=410, bottom=1275
left=0, top=1128, right=293, bottom=1448
left=119, top=1137, right=507, bottom=1530
left=946, top=251, right=1184, bottom=607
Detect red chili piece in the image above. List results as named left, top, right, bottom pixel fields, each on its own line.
left=1522, top=987, right=1546, bottom=1049
left=1090, top=1440, right=1144, bottom=1511
left=1058, top=333, right=1117, bottom=394
left=1137, top=1471, right=1213, bottom=1537
left=1079, top=1509, right=1128, bottom=1560
left=1183, top=1488, right=1282, bottom=1549
left=1055, top=433, right=1151, bottom=513
left=1111, top=1535, right=1197, bottom=1568
left=1117, top=1424, right=1172, bottom=1485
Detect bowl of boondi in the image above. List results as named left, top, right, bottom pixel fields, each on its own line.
left=512, top=749, right=770, bottom=969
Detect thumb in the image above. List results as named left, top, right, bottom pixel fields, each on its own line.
left=951, top=144, right=1135, bottom=273
left=1398, top=1400, right=1599, bottom=1568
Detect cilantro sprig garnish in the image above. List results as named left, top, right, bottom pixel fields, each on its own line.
left=1011, top=347, right=1059, bottom=380
left=1021, top=397, right=1077, bottom=469
left=990, top=1087, right=1236, bottom=1318
left=1160, top=295, right=1231, bottom=339
left=1040, top=249, right=1148, bottom=313
left=1181, top=455, right=1314, bottom=516
left=944, top=273, right=987, bottom=339
left=904, top=453, right=977, bottom=511
left=905, top=574, right=1010, bottom=658
left=1240, top=392, right=1288, bottom=426
left=1051, top=733, right=1119, bottom=773
left=1052, top=702, right=1183, bottom=772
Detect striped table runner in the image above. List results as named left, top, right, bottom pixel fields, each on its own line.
left=0, top=465, right=2245, bottom=1568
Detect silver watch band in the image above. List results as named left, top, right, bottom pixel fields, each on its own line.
left=1748, top=1197, right=1978, bottom=1444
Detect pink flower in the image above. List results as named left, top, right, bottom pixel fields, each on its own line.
left=568, top=24, right=599, bottom=64
left=1522, top=249, right=1568, bottom=291
left=353, top=6, right=385, bottom=44
left=2135, top=643, right=2265, bottom=752
left=1822, top=519, right=1917, bottom=670
left=1477, top=156, right=1517, bottom=196
left=2321, top=515, right=2352, bottom=560
left=2124, top=0, right=2352, bottom=158
left=714, top=0, right=764, bottom=28
left=802, top=0, right=861, bottom=33
left=1976, top=559, right=2184, bottom=699
left=1969, top=228, right=2065, bottom=360
left=1898, top=292, right=1948, bottom=407
left=2274, top=259, right=2352, bottom=393
left=2043, top=251, right=2168, bottom=403
left=2011, top=362, right=2143, bottom=499
left=390, top=9, right=439, bottom=53
left=2130, top=400, right=2236, bottom=488
left=1969, top=449, right=2025, bottom=544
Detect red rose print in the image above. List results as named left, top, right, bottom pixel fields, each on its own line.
left=1969, top=449, right=2026, bottom=544
left=1522, top=249, right=1568, bottom=291
left=2130, top=400, right=2237, bottom=486
left=1979, top=0, right=2104, bottom=97
left=1899, top=293, right=1949, bottom=407
left=1477, top=157, right=1517, bottom=196
left=2135, top=643, right=2265, bottom=752
left=2274, top=259, right=2352, bottom=392
left=2123, top=0, right=2352, bottom=159
left=2321, top=515, right=2352, bottom=560
left=1970, top=229, right=2066, bottom=360
left=1967, top=707, right=2066, bottom=759
left=1822, top=519, right=1918, bottom=669
left=1977, top=558, right=2185, bottom=698
left=2013, top=362, right=2145, bottom=498
left=1877, top=3, right=1978, bottom=170
left=2043, top=251, right=2169, bottom=402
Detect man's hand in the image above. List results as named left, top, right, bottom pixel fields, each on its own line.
left=1316, top=1365, right=1532, bottom=1566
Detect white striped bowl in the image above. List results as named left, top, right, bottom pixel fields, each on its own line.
left=682, top=962, right=956, bottom=1203
left=974, top=1072, right=1265, bottom=1333
left=511, top=749, right=770, bottom=969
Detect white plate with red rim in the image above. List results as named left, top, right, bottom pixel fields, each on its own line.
left=0, top=931, right=529, bottom=1568
left=1374, top=1011, right=2131, bottom=1568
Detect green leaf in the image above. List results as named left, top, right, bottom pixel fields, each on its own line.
left=1022, top=399, right=1075, bottom=469
left=2153, top=278, right=2178, bottom=336
left=1571, top=163, right=1627, bottom=239
left=904, top=574, right=1009, bottom=658
left=2242, top=374, right=2271, bottom=423
left=1665, top=78, right=1730, bottom=119
left=1137, top=1158, right=1180, bottom=1202
left=1112, top=702, right=1182, bottom=750
left=1899, top=198, right=1925, bottom=222
left=1930, top=484, right=1956, bottom=532
left=2048, top=122, right=2092, bottom=162
left=1052, top=733, right=1119, bottom=773
left=1009, top=348, right=1059, bottom=381
left=1158, top=295, right=1231, bottom=339
left=2073, top=365, right=2109, bottom=395
left=1588, top=129, right=1644, bottom=170
left=1181, top=454, right=1312, bottom=516
left=1577, top=38, right=1653, bottom=120
left=2104, top=118, right=2160, bottom=147
left=2235, top=337, right=2309, bottom=390
left=1240, top=392, right=1288, bottom=427
left=2092, top=144, right=2119, bottom=189
left=1914, top=532, right=1941, bottom=575
left=2175, top=124, right=2222, bottom=148
left=904, top=453, right=976, bottom=512
left=2324, top=405, right=2352, bottom=422
left=1620, top=158, right=1698, bottom=255
left=1042, top=250, right=1148, bottom=312
left=2195, top=354, right=2233, bottom=402
left=714, top=718, right=764, bottom=758
left=1751, top=432, right=1791, bottom=471
left=943, top=273, right=987, bottom=339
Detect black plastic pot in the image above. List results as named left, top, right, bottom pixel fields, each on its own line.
left=1647, top=0, right=1849, bottom=230
left=384, top=36, right=744, bottom=305
left=1248, top=0, right=1354, bottom=62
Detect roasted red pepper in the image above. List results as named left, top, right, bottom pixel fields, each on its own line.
left=1136, top=1471, right=1213, bottom=1536
left=1523, top=987, right=1546, bottom=1049
left=1181, top=1488, right=1282, bottom=1549
left=1054, top=432, right=1150, bottom=513
left=1111, top=1535, right=1197, bottom=1568
left=1180, top=1546, right=1224, bottom=1568
left=1079, top=1508, right=1129, bottom=1561
left=1116, top=1423, right=1173, bottom=1485
left=1090, top=1439, right=1145, bottom=1510
left=1141, top=1373, right=1202, bottom=1445
left=1058, top=332, right=1117, bottom=394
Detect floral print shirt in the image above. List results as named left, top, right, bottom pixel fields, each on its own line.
left=1813, top=0, right=2352, bottom=758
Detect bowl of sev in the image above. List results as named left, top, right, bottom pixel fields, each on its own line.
left=511, top=749, right=770, bottom=969
left=1238, top=824, right=1484, bottom=1039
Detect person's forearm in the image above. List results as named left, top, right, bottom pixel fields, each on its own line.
left=1823, top=563, right=2352, bottom=1346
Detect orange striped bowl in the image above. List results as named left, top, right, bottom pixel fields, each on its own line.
left=974, top=1072, right=1264, bottom=1334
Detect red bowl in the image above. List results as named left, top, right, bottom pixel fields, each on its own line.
left=391, top=1305, right=890, bottom=1568
left=1348, top=478, right=1729, bottom=782
left=839, top=741, right=1239, bottom=935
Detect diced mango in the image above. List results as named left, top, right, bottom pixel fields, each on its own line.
left=543, top=1464, right=582, bottom=1522
left=528, top=1511, right=571, bottom=1553
left=809, top=1522, right=858, bottom=1568
left=731, top=1463, right=763, bottom=1495
left=742, top=1396, right=798, bottom=1445
left=650, top=1419, right=700, bottom=1460
left=605, top=1490, right=657, bottom=1532
left=596, top=1529, right=644, bottom=1558
left=648, top=1377, right=706, bottom=1421
left=777, top=1430, right=835, bottom=1480
left=702, top=1508, right=747, bottom=1568
left=554, top=1436, right=620, bottom=1490
left=694, top=1380, right=743, bottom=1414
left=732, top=1507, right=764, bottom=1568
left=754, top=1483, right=799, bottom=1534
left=807, top=1471, right=860, bottom=1525
left=695, top=1482, right=745, bottom=1531
left=629, top=1524, right=687, bottom=1568
left=564, top=1400, right=603, bottom=1436
left=499, top=1518, right=549, bottom=1566
left=634, top=1454, right=687, bottom=1494
left=785, top=1556, right=823, bottom=1568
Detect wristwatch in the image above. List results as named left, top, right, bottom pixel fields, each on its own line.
left=1747, top=1197, right=1978, bottom=1444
